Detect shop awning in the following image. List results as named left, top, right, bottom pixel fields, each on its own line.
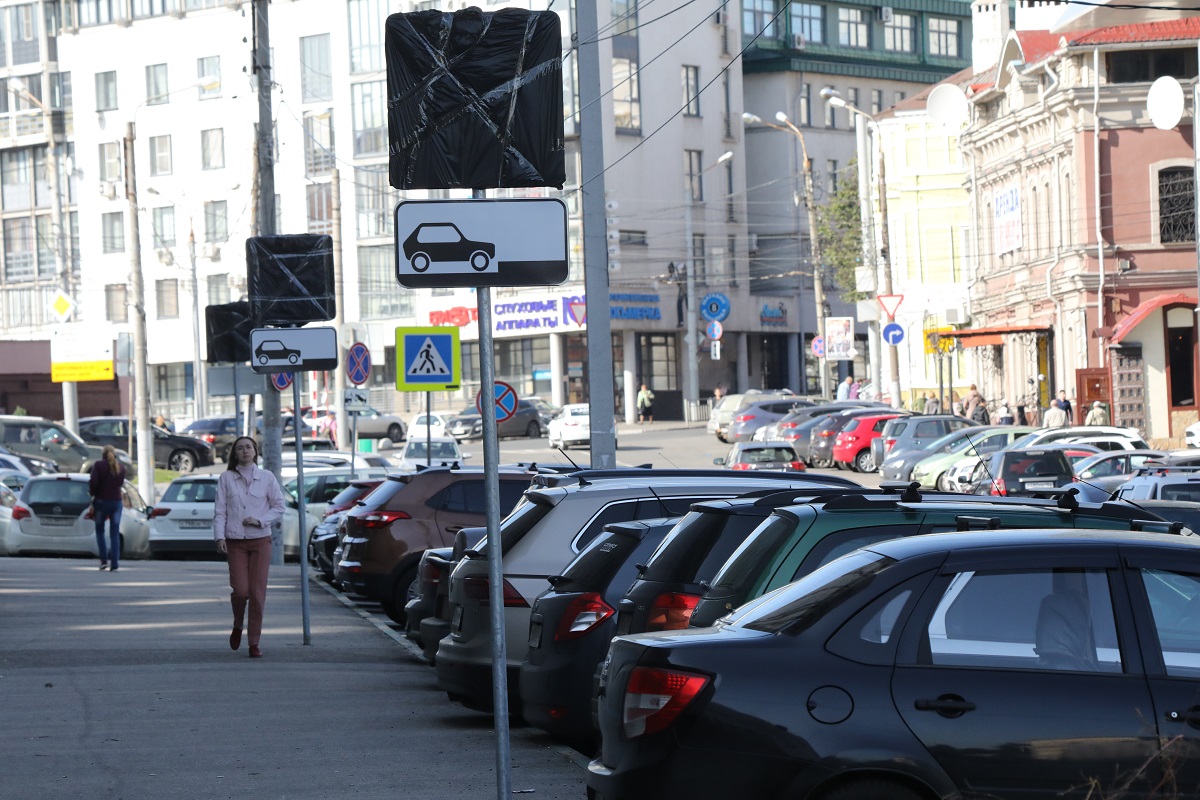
left=948, top=324, right=1052, bottom=349
left=1109, top=293, right=1197, bottom=345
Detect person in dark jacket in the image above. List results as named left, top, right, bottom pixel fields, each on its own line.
left=88, top=445, right=126, bottom=571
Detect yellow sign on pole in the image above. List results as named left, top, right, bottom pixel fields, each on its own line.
left=51, top=329, right=114, bottom=382
left=924, top=328, right=956, bottom=355
left=395, top=326, right=461, bottom=392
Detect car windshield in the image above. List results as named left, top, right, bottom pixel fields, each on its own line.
left=162, top=480, right=218, bottom=503
left=24, top=479, right=91, bottom=505
left=405, top=441, right=460, bottom=460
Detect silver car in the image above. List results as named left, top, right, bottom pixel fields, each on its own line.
left=314, top=406, right=407, bottom=443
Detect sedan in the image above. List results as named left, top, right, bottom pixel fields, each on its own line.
left=148, top=475, right=303, bottom=560
left=546, top=403, right=610, bottom=450
left=4, top=474, right=150, bottom=559
left=713, top=442, right=805, bottom=471
left=77, top=416, right=215, bottom=473
left=589, top=528, right=1200, bottom=800
left=445, top=400, right=544, bottom=441
left=313, top=405, right=407, bottom=443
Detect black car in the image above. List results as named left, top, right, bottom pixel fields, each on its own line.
left=181, top=416, right=240, bottom=462
left=968, top=447, right=1076, bottom=496
left=520, top=517, right=678, bottom=745
left=255, top=339, right=301, bottom=365
left=402, top=222, right=495, bottom=272
left=77, top=416, right=215, bottom=473
left=589, top=528, right=1200, bottom=800
left=445, top=399, right=544, bottom=440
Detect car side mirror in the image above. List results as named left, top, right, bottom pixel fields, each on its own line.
left=956, top=475, right=969, bottom=484
left=461, top=451, right=473, bottom=459
left=713, top=457, right=725, bottom=465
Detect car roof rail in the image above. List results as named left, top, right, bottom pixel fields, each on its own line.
left=1130, top=518, right=1186, bottom=535
left=956, top=515, right=1003, bottom=531
left=1134, top=464, right=1200, bottom=476
left=533, top=468, right=860, bottom=489
left=748, top=486, right=887, bottom=507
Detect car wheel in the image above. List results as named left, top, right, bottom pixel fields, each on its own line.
left=168, top=450, right=196, bottom=473
left=936, top=472, right=953, bottom=492
left=526, top=421, right=541, bottom=439
left=470, top=250, right=491, bottom=271
left=385, top=565, right=418, bottom=626
left=816, top=779, right=922, bottom=800
left=411, top=252, right=431, bottom=272
left=387, top=424, right=404, bottom=443
left=854, top=449, right=875, bottom=472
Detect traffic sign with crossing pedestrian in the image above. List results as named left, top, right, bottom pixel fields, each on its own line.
left=346, top=342, right=371, bottom=385
left=395, top=326, right=461, bottom=392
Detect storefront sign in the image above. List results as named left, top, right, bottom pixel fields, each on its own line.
left=993, top=185, right=1022, bottom=255
left=425, top=290, right=664, bottom=338
left=760, top=302, right=788, bottom=328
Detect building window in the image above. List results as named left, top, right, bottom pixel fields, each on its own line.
left=351, top=81, right=387, bottom=156
left=35, top=216, right=52, bottom=276
left=827, top=160, right=839, bottom=194
left=613, top=57, right=641, bottom=131
left=1167, top=307, right=1197, bottom=407
left=348, top=0, right=386, bottom=74
left=355, top=167, right=394, bottom=238
left=359, top=244, right=411, bottom=319
left=78, top=0, right=114, bottom=26
left=301, top=34, right=332, bottom=102
left=824, top=86, right=837, bottom=128
left=871, top=89, right=883, bottom=114
left=105, top=283, right=127, bottom=322
left=929, top=18, right=961, bottom=58
left=201, top=128, right=224, bottom=170
left=10, top=3, right=37, bottom=64
left=152, top=206, right=175, bottom=247
left=304, top=110, right=334, bottom=176
left=95, top=71, right=117, bottom=111
left=798, top=83, right=811, bottom=126
left=208, top=273, right=230, bottom=305
left=50, top=72, right=72, bottom=111
left=99, top=141, right=122, bottom=182
left=102, top=211, right=124, bottom=253
left=743, top=0, right=777, bottom=38
left=884, top=12, right=915, bottom=52
left=620, top=230, right=648, bottom=245
left=685, top=149, right=703, bottom=201
left=1159, top=167, right=1195, bottom=244
left=156, top=278, right=179, bottom=319
left=149, top=135, right=171, bottom=176
left=3, top=217, right=32, bottom=279
left=133, top=0, right=169, bottom=19
left=838, top=8, right=868, bottom=48
left=145, top=63, right=168, bottom=105
left=682, top=65, right=700, bottom=116
left=307, top=183, right=332, bottom=234
left=197, top=56, right=221, bottom=98
left=204, top=200, right=228, bottom=242
left=896, top=90, right=907, bottom=104
left=1109, top=48, right=1199, bottom=84
left=848, top=88, right=860, bottom=111
left=790, top=3, right=824, bottom=44
left=692, top=233, right=706, bottom=282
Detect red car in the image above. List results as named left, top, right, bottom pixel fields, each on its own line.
left=832, top=412, right=902, bottom=472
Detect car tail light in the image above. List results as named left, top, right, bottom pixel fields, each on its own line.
left=202, top=434, right=217, bottom=444
left=729, top=463, right=753, bottom=471
left=789, top=461, right=806, bottom=471
left=779, top=421, right=798, bottom=430
left=990, top=478, right=1006, bottom=496
left=356, top=510, right=411, bottom=529
left=420, top=559, right=442, bottom=589
left=645, top=592, right=701, bottom=631
left=462, top=576, right=528, bottom=607
left=11, top=505, right=29, bottom=521
left=622, top=666, right=709, bottom=738
left=818, top=429, right=837, bottom=438
left=842, top=434, right=859, bottom=443
left=149, top=507, right=171, bottom=518
left=554, top=592, right=615, bottom=640
left=884, top=438, right=897, bottom=451
left=734, top=413, right=756, bottom=422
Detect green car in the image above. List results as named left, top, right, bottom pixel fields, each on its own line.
left=911, top=426, right=1037, bottom=491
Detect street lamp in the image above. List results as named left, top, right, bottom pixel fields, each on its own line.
left=684, top=150, right=733, bottom=423
left=820, top=87, right=901, bottom=409
left=743, top=111, right=829, bottom=398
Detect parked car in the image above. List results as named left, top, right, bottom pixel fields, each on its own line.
left=909, top=426, right=1037, bottom=491
left=407, top=411, right=453, bottom=441
left=706, top=390, right=797, bottom=442
left=77, top=416, right=215, bottom=473
left=390, top=436, right=471, bottom=471
left=831, top=411, right=904, bottom=472
left=0, top=415, right=131, bottom=475
left=5, top=474, right=150, bottom=559
left=589, top=528, right=1199, bottom=800
left=282, top=467, right=390, bottom=543
left=1116, top=466, right=1200, bottom=502
left=724, top=397, right=806, bottom=443
left=1187, top=419, right=1200, bottom=448
left=0, top=482, right=19, bottom=554
left=445, top=399, right=544, bottom=441
left=181, top=416, right=241, bottom=462
left=406, top=542, right=463, bottom=657
left=0, top=468, right=29, bottom=493
left=753, top=401, right=881, bottom=443
left=1009, top=425, right=1148, bottom=451
left=712, top=441, right=805, bottom=471
left=966, top=447, right=1077, bottom=496
left=546, top=403, right=617, bottom=450
left=434, top=468, right=859, bottom=714
left=313, top=405, right=406, bottom=443
left=335, top=466, right=536, bottom=625
left=808, top=407, right=896, bottom=469
left=878, top=416, right=983, bottom=481
left=0, top=444, right=56, bottom=475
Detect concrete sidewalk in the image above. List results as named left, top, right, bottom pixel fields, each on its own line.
left=0, top=558, right=586, bottom=800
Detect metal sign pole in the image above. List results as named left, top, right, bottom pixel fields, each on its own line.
left=292, top=380, right=312, bottom=645
left=425, top=391, right=432, bottom=467
left=350, top=411, right=358, bottom=479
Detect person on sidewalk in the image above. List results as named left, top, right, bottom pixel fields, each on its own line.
left=1042, top=399, right=1069, bottom=428
left=213, top=436, right=285, bottom=659
left=88, top=445, right=126, bottom=572
left=1058, top=390, right=1074, bottom=425
left=1085, top=400, right=1110, bottom=426
left=922, top=392, right=940, bottom=415
left=636, top=384, right=655, bottom=424
left=836, top=376, right=852, bottom=401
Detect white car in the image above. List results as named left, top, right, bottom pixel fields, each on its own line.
left=5, top=474, right=150, bottom=559
left=546, top=403, right=592, bottom=449
left=279, top=450, right=392, bottom=479
left=390, top=436, right=470, bottom=471
left=407, top=411, right=453, bottom=441
left=1186, top=420, right=1200, bottom=448
left=0, top=482, right=18, bottom=554
left=944, top=454, right=985, bottom=492
left=1010, top=426, right=1148, bottom=450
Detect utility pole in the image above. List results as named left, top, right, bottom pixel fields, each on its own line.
left=877, top=153, right=901, bottom=409
left=331, top=167, right=348, bottom=450
left=801, top=158, right=828, bottom=399
left=189, top=226, right=205, bottom=420
left=124, top=122, right=155, bottom=504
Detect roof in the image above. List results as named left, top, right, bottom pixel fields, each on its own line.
left=1065, top=16, right=1200, bottom=46
left=1110, top=293, right=1197, bottom=345
left=949, top=323, right=1053, bottom=348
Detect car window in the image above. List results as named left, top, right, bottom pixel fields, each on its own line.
left=885, top=421, right=908, bottom=438
left=1161, top=484, right=1200, bottom=503
left=1139, top=567, right=1200, bottom=677
left=827, top=576, right=927, bottom=665
left=914, top=420, right=942, bottom=437
left=639, top=511, right=762, bottom=583
left=429, top=480, right=487, bottom=514
left=25, top=479, right=91, bottom=505
left=917, top=568, right=1120, bottom=672
left=947, top=420, right=975, bottom=432
left=871, top=418, right=889, bottom=433
left=786, top=525, right=924, bottom=585
left=162, top=480, right=218, bottom=503
left=0, top=484, right=15, bottom=508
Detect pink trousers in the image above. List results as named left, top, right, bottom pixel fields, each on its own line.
left=226, top=537, right=272, bottom=647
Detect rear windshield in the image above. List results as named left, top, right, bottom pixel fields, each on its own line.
left=357, top=476, right=409, bottom=511
left=24, top=479, right=91, bottom=506
left=558, top=521, right=676, bottom=592
left=161, top=480, right=218, bottom=503
left=741, top=447, right=797, bottom=464
left=1160, top=485, right=1200, bottom=503
left=328, top=481, right=381, bottom=509
left=1001, top=451, right=1072, bottom=480
left=883, top=420, right=908, bottom=438
left=640, top=510, right=765, bottom=583
left=843, top=419, right=862, bottom=433
left=708, top=513, right=804, bottom=592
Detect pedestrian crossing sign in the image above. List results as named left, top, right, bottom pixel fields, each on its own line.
left=396, top=326, right=461, bottom=392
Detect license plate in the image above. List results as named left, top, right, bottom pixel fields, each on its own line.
left=177, top=520, right=211, bottom=529
left=1027, top=482, right=1055, bottom=490
left=451, top=605, right=463, bottom=631
left=528, top=621, right=542, bottom=649
left=42, top=516, right=75, bottom=527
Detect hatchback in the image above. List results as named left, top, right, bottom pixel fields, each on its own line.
left=5, top=474, right=150, bottom=559
left=589, top=529, right=1200, bottom=800
left=968, top=447, right=1076, bottom=496
left=706, top=390, right=797, bottom=442
left=712, top=442, right=804, bottom=471
left=829, top=411, right=901, bottom=472
left=724, top=398, right=805, bottom=443
left=909, top=426, right=1037, bottom=491
left=879, top=416, right=983, bottom=481
left=808, top=409, right=896, bottom=469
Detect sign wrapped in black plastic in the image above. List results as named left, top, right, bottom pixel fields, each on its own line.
left=246, top=234, right=336, bottom=326
left=205, top=301, right=254, bottom=364
left=386, top=7, right=565, bottom=190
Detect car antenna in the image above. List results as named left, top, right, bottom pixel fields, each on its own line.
left=644, top=483, right=672, bottom=518
left=656, top=452, right=681, bottom=468
left=554, top=446, right=582, bottom=471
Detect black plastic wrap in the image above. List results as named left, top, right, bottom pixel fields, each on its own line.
left=245, top=234, right=336, bottom=326
left=387, top=7, right=565, bottom=190
left=205, top=301, right=254, bottom=364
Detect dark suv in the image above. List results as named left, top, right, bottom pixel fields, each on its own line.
left=78, top=416, right=215, bottom=473
left=968, top=447, right=1076, bottom=496
left=446, top=399, right=544, bottom=440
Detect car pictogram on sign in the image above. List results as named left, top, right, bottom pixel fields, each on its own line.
left=255, top=339, right=301, bottom=366
left=402, top=223, right=496, bottom=273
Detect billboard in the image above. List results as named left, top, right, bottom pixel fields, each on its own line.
left=993, top=185, right=1022, bottom=255
left=824, top=316, right=855, bottom=362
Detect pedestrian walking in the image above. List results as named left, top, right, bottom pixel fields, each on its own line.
left=88, top=445, right=126, bottom=572
left=1042, top=399, right=1069, bottom=428
left=1084, top=400, right=1110, bottom=426
left=963, top=384, right=983, bottom=421
left=213, top=436, right=285, bottom=659
left=836, top=376, right=852, bottom=401
left=922, top=392, right=940, bottom=415
left=849, top=379, right=861, bottom=399
left=636, top=384, right=655, bottom=424
left=1058, top=390, right=1074, bottom=425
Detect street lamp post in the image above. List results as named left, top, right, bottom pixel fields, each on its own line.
left=743, top=112, right=829, bottom=398
left=821, top=88, right=901, bottom=409
left=683, top=150, right=733, bottom=423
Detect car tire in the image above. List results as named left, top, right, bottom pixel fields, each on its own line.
left=526, top=421, right=541, bottom=439
left=387, top=424, right=404, bottom=443
left=854, top=449, right=875, bottom=473
left=385, top=565, right=418, bottom=626
left=936, top=472, right=953, bottom=492
left=411, top=252, right=431, bottom=272
left=816, top=780, right=922, bottom=800
left=470, top=250, right=490, bottom=271
left=549, top=438, right=560, bottom=449
left=168, top=449, right=196, bottom=473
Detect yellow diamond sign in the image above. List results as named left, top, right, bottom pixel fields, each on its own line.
left=50, top=291, right=75, bottom=323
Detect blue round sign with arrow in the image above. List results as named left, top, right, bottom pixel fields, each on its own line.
left=883, top=323, right=905, bottom=346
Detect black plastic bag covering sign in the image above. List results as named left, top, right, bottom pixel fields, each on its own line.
left=246, top=234, right=336, bottom=326
left=205, top=301, right=254, bottom=364
left=387, top=7, right=565, bottom=190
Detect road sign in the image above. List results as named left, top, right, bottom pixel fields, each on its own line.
left=346, top=342, right=371, bottom=386
left=395, top=199, right=569, bottom=289
left=271, top=372, right=294, bottom=391
left=51, top=328, right=114, bottom=383
left=50, top=290, right=75, bottom=323
left=344, top=387, right=369, bottom=411
left=250, top=327, right=338, bottom=374
left=706, top=320, right=723, bottom=340
left=700, top=293, right=731, bottom=322
left=710, top=340, right=721, bottom=360
left=811, top=336, right=826, bottom=358
left=396, top=326, right=461, bottom=392
left=878, top=294, right=904, bottom=320
left=883, top=322, right=905, bottom=346
left=478, top=380, right=519, bottom=423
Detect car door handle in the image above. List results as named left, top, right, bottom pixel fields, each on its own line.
left=914, top=695, right=976, bottom=717
left=1165, top=707, right=1200, bottom=726
left=445, top=525, right=464, bottom=534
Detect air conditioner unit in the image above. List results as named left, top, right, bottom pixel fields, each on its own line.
left=100, top=181, right=118, bottom=200
left=878, top=6, right=894, bottom=22
left=791, top=34, right=806, bottom=50
left=944, top=307, right=968, bottom=325
left=713, top=9, right=726, bottom=26
left=202, top=243, right=222, bottom=261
